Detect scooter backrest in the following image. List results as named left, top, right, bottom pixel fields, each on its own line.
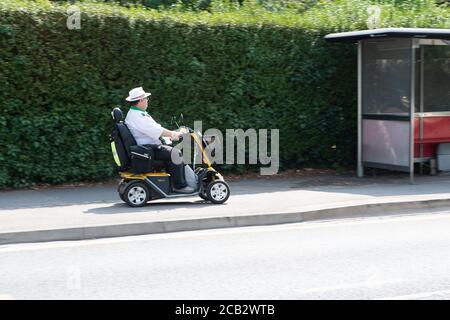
left=110, top=107, right=137, bottom=170
left=117, top=123, right=137, bottom=156
left=111, top=124, right=130, bottom=169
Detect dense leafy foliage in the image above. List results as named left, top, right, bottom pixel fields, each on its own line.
left=0, top=0, right=448, bottom=188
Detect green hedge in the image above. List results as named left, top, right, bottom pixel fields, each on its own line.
left=0, top=0, right=448, bottom=188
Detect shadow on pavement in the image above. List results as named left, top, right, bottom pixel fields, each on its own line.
left=83, top=200, right=217, bottom=215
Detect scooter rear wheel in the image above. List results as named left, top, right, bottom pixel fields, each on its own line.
left=123, top=181, right=150, bottom=207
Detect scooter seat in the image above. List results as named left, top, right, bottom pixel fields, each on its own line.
left=152, top=160, right=166, bottom=168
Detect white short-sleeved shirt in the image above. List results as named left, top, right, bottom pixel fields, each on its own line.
left=124, top=107, right=164, bottom=145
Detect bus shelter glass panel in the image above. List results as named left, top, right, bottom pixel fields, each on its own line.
left=361, top=38, right=412, bottom=169
left=423, top=44, right=450, bottom=112
left=362, top=38, right=412, bottom=115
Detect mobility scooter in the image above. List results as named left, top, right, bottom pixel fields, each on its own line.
left=110, top=107, right=230, bottom=207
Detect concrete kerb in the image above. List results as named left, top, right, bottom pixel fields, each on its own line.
left=1, top=198, right=450, bottom=245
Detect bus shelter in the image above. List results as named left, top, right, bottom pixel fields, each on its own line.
left=325, top=28, right=450, bottom=181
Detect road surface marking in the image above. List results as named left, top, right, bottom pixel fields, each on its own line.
left=382, top=289, right=450, bottom=300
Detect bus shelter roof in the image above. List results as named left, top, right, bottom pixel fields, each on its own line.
left=324, top=28, right=450, bottom=42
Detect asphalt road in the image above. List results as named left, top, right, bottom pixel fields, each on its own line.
left=1, top=211, right=450, bottom=300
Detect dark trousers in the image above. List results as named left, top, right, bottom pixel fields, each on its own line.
left=152, top=145, right=187, bottom=189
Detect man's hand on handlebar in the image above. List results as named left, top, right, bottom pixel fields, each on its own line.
left=171, top=128, right=189, bottom=141
left=178, top=127, right=189, bottom=134
left=171, top=131, right=182, bottom=141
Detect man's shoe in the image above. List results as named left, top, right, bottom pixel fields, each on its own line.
left=173, top=186, right=195, bottom=194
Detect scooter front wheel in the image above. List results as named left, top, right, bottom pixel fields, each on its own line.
left=206, top=180, right=230, bottom=204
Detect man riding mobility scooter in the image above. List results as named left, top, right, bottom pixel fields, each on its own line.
left=110, top=107, right=230, bottom=207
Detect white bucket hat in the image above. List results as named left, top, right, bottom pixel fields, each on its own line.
left=125, top=86, right=151, bottom=102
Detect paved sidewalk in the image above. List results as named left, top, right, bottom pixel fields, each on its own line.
left=1, top=173, right=450, bottom=244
